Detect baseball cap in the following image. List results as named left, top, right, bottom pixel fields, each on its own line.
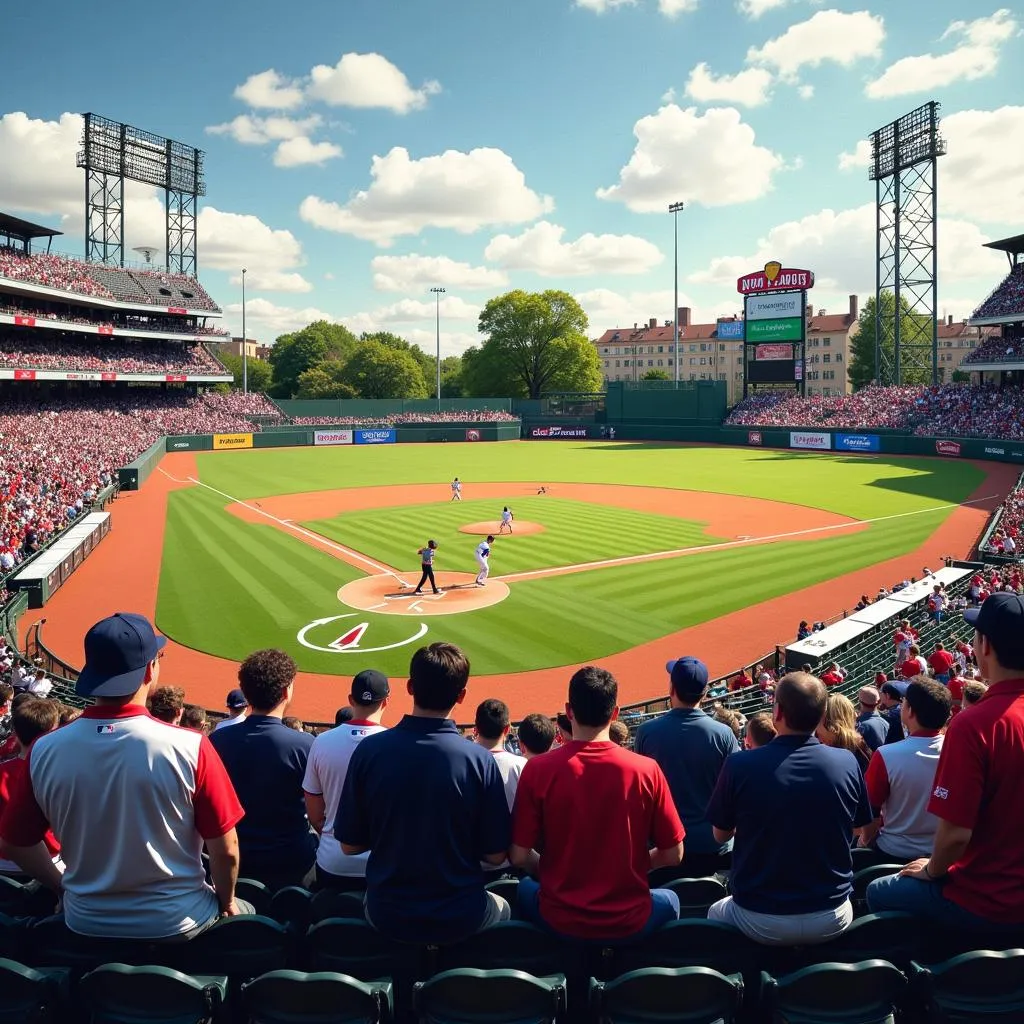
left=226, top=688, right=248, bottom=710
left=881, top=681, right=909, bottom=700
left=351, top=669, right=390, bottom=705
left=75, top=612, right=167, bottom=698
left=965, top=593, right=1024, bottom=666
left=874, top=672, right=889, bottom=685
left=858, top=685, right=880, bottom=707
left=666, top=657, right=709, bottom=698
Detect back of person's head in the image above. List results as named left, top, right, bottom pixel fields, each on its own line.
left=147, top=685, right=185, bottom=724
left=909, top=644, right=921, bottom=656
left=609, top=720, right=630, bottom=747
left=238, top=649, right=297, bottom=712
left=568, top=665, right=617, bottom=728
left=12, top=697, right=59, bottom=748
left=58, top=705, right=82, bottom=727
left=905, top=678, right=952, bottom=730
left=180, top=704, right=208, bottom=732
left=712, top=704, right=743, bottom=739
left=555, top=712, right=573, bottom=743
left=745, top=711, right=777, bottom=749
left=282, top=716, right=306, bottom=732
left=474, top=698, right=510, bottom=741
left=335, top=706, right=354, bottom=726
left=409, top=642, right=469, bottom=712
left=775, top=672, right=827, bottom=733
left=962, top=680, right=989, bottom=706
left=818, top=692, right=866, bottom=755
left=11, top=692, right=37, bottom=712
left=0, top=682, right=13, bottom=707
left=517, top=713, right=556, bottom=756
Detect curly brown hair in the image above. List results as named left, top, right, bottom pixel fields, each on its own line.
left=148, top=686, right=185, bottom=724
left=238, top=649, right=297, bottom=711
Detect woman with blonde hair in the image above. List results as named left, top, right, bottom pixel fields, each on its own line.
left=816, top=692, right=871, bottom=773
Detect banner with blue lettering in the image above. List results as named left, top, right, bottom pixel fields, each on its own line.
left=355, top=428, right=397, bottom=445
left=836, top=434, right=881, bottom=453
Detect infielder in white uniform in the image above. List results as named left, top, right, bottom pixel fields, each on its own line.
left=450, top=477, right=463, bottom=501
left=499, top=506, right=514, bottom=534
left=475, top=535, right=494, bottom=586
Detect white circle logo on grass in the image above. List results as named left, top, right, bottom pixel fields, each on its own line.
left=297, top=613, right=427, bottom=654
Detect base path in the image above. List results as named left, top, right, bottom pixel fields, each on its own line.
left=21, top=453, right=1017, bottom=723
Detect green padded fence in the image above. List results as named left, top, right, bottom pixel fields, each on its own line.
left=118, top=437, right=167, bottom=490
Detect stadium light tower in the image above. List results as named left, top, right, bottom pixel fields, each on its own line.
left=241, top=267, right=248, bottom=395
left=669, top=202, right=685, bottom=384
left=430, top=286, right=445, bottom=410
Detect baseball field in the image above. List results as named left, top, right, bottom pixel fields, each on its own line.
left=26, top=441, right=1013, bottom=722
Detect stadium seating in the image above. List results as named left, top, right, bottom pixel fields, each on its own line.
left=0, top=301, right=229, bottom=336
left=972, top=264, right=1024, bottom=320
left=0, top=957, right=65, bottom=1024
left=962, top=333, right=1024, bottom=365
left=291, top=410, right=520, bottom=426
left=760, top=960, right=908, bottom=1023
left=76, top=963, right=229, bottom=1024
left=590, top=966, right=744, bottom=1024
left=912, top=949, right=1024, bottom=1021
left=0, top=335, right=226, bottom=374
left=412, top=969, right=568, bottom=1024
left=240, top=971, right=393, bottom=1024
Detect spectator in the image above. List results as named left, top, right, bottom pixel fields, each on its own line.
left=900, top=645, right=929, bottom=680
left=634, top=658, right=740, bottom=874
left=338, top=643, right=512, bottom=944
left=282, top=717, right=306, bottom=733
left=334, top=707, right=354, bottom=726
left=180, top=704, right=208, bottom=734
left=148, top=685, right=185, bottom=725
left=707, top=673, right=872, bottom=945
left=212, top=689, right=248, bottom=731
left=820, top=662, right=845, bottom=688
left=744, top=711, right=777, bottom=750
left=861, top=679, right=951, bottom=862
left=26, top=670, right=52, bottom=698
left=0, top=697, right=61, bottom=875
left=878, top=681, right=908, bottom=745
left=867, top=594, right=1024, bottom=928
left=0, top=612, right=248, bottom=938
left=209, top=650, right=316, bottom=891
left=854, top=686, right=890, bottom=753
left=473, top=699, right=526, bottom=810
left=510, top=666, right=684, bottom=941
left=555, top=713, right=573, bottom=746
left=962, top=680, right=988, bottom=708
left=58, top=706, right=82, bottom=727
left=928, top=643, right=956, bottom=684
left=517, top=713, right=556, bottom=760
left=609, top=720, right=630, bottom=747
left=817, top=693, right=872, bottom=773
left=302, top=669, right=390, bottom=890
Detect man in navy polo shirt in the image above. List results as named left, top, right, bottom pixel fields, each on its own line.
left=210, top=649, right=316, bottom=891
left=867, top=594, right=1024, bottom=928
left=706, top=672, right=872, bottom=945
left=338, top=642, right=511, bottom=944
left=634, top=657, right=738, bottom=875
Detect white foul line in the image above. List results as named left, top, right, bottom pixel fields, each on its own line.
left=158, top=467, right=410, bottom=585
left=492, top=494, right=999, bottom=583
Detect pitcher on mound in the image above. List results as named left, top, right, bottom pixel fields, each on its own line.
left=499, top=506, right=514, bottom=534
left=475, top=535, right=494, bottom=587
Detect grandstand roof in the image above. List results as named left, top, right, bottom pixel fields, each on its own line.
left=0, top=212, right=63, bottom=242
left=984, top=234, right=1024, bottom=256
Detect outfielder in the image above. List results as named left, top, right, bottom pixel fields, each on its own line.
left=499, top=506, right=514, bottom=534
left=450, top=477, right=463, bottom=501
left=475, top=535, right=494, bottom=587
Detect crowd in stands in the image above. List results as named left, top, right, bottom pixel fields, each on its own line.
left=972, top=264, right=1024, bottom=320
left=0, top=336, right=226, bottom=375
left=292, top=410, right=520, bottom=426
left=727, top=383, right=1024, bottom=441
left=0, top=247, right=219, bottom=311
left=962, top=333, right=1024, bottom=365
left=983, top=478, right=1024, bottom=558
left=0, top=301, right=229, bottom=337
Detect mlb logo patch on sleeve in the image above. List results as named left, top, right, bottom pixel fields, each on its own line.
left=96, top=724, right=116, bottom=734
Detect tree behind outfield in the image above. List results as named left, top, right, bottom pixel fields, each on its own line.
left=269, top=321, right=359, bottom=397
left=849, top=292, right=934, bottom=390
left=217, top=352, right=273, bottom=393
left=340, top=340, right=429, bottom=399
left=296, top=361, right=357, bottom=399
left=641, top=368, right=670, bottom=381
left=470, top=290, right=601, bottom=398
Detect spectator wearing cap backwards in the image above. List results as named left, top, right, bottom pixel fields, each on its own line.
left=634, top=657, right=739, bottom=875
left=0, top=613, right=249, bottom=939
left=878, top=680, right=908, bottom=746
left=868, top=594, right=1024, bottom=929
left=303, top=669, right=389, bottom=891
left=210, top=650, right=316, bottom=892
left=855, top=687, right=890, bottom=753
left=212, top=689, right=248, bottom=731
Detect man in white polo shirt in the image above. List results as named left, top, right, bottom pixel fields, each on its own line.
left=303, top=669, right=389, bottom=889
left=0, top=612, right=249, bottom=940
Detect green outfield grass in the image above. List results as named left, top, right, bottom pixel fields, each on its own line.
left=153, top=442, right=987, bottom=676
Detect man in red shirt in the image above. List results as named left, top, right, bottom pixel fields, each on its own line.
left=510, top=665, right=685, bottom=941
left=820, top=663, right=845, bottom=688
left=928, top=643, right=955, bottom=684
left=867, top=593, right=1024, bottom=929
left=899, top=645, right=928, bottom=680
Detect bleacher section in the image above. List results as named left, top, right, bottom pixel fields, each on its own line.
left=971, top=264, right=1024, bottom=323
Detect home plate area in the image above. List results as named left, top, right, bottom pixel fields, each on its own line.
left=337, top=572, right=510, bottom=616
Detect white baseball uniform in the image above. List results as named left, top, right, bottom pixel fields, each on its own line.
left=451, top=479, right=462, bottom=501
left=475, top=539, right=491, bottom=585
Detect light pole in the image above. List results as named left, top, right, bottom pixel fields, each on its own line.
left=669, top=202, right=684, bottom=384
left=430, top=286, right=445, bottom=410
left=241, top=267, right=248, bottom=394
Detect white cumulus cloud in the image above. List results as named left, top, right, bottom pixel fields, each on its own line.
left=307, top=52, right=441, bottom=114
left=684, top=63, right=774, bottom=107
left=748, top=9, right=886, bottom=79
left=371, top=254, right=508, bottom=292
left=233, top=69, right=305, bottom=110
left=206, top=114, right=324, bottom=145
left=596, top=105, right=784, bottom=212
left=273, top=137, right=343, bottom=168
left=838, top=139, right=872, bottom=171
left=299, top=146, right=555, bottom=246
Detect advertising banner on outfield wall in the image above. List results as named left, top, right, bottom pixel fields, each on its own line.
left=531, top=426, right=588, bottom=439
left=314, top=429, right=353, bottom=446
left=213, top=433, right=253, bottom=450
left=465, top=429, right=482, bottom=441
left=745, top=294, right=803, bottom=320
left=935, top=440, right=962, bottom=457
left=836, top=434, right=881, bottom=453
left=790, top=431, right=832, bottom=450
left=748, top=431, right=763, bottom=445
left=355, top=429, right=396, bottom=445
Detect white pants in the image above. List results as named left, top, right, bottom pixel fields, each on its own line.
left=707, top=896, right=853, bottom=946
left=475, top=556, right=490, bottom=584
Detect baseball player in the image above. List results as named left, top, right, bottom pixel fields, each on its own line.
left=450, top=477, right=463, bottom=502
left=475, top=535, right=494, bottom=587
left=499, top=506, right=514, bottom=534
left=414, top=540, right=440, bottom=595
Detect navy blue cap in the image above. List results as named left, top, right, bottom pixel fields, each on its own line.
left=965, top=593, right=1024, bottom=666
left=226, top=688, right=248, bottom=710
left=881, top=680, right=909, bottom=699
left=76, top=613, right=167, bottom=698
left=666, top=656, right=710, bottom=697
left=351, top=669, right=390, bottom=705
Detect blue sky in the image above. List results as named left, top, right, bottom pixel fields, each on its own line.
left=0, top=0, right=1021, bottom=353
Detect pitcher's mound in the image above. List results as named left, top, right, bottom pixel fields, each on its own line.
left=458, top=521, right=546, bottom=536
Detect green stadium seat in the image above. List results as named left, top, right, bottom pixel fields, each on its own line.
left=483, top=878, right=520, bottom=910
left=235, top=878, right=273, bottom=916
left=304, top=919, right=398, bottom=981
left=0, top=876, right=56, bottom=918
left=761, top=960, right=908, bottom=1023
left=606, top=920, right=759, bottom=980
left=76, top=963, right=227, bottom=1024
left=269, top=886, right=314, bottom=930
left=309, top=889, right=366, bottom=924
left=169, top=915, right=293, bottom=982
left=805, top=913, right=921, bottom=971
left=28, top=917, right=156, bottom=972
left=0, top=957, right=66, bottom=1023
left=852, top=865, right=903, bottom=916
left=412, top=969, right=566, bottom=1024
left=661, top=877, right=728, bottom=918
left=240, top=969, right=392, bottom=1024
left=590, top=966, right=744, bottom=1024
left=436, top=922, right=568, bottom=976
left=912, top=948, right=1024, bottom=1021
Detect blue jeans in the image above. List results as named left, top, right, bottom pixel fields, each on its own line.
left=517, top=877, right=679, bottom=944
left=866, top=873, right=1020, bottom=931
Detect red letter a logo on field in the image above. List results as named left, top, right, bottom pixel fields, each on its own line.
left=330, top=622, right=369, bottom=651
